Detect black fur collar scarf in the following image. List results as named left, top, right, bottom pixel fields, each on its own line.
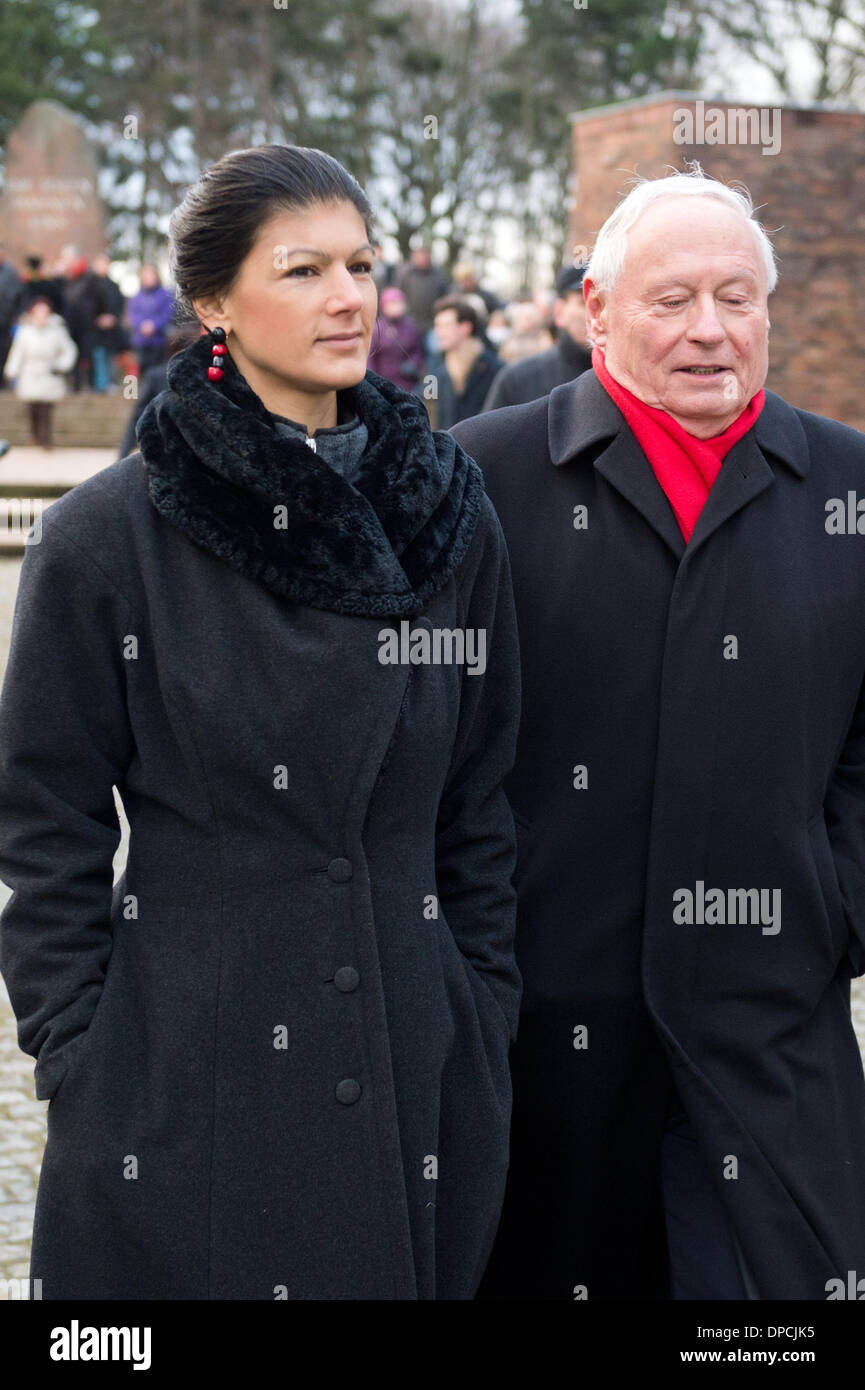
left=136, top=331, right=484, bottom=617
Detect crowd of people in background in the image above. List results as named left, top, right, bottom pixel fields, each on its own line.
left=369, top=244, right=592, bottom=427
left=0, top=244, right=177, bottom=450
left=0, top=238, right=594, bottom=452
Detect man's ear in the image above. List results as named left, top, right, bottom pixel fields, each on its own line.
left=582, top=277, right=606, bottom=348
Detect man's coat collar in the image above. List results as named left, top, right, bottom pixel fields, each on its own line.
left=547, top=368, right=810, bottom=560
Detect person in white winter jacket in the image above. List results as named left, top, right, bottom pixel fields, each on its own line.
left=2, top=297, right=78, bottom=449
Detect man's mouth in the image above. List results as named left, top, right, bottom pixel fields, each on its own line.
left=678, top=365, right=729, bottom=375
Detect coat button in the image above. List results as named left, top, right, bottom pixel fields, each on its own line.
left=327, top=857, right=352, bottom=882
left=335, top=1078, right=361, bottom=1104
left=334, top=966, right=360, bottom=993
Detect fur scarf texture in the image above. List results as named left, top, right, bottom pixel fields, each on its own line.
left=136, top=331, right=484, bottom=616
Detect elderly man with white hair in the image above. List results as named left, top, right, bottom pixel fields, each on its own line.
left=451, top=166, right=865, bottom=1301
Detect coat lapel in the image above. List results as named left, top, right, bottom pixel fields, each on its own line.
left=548, top=373, right=810, bottom=562
left=593, top=432, right=686, bottom=559
left=685, top=389, right=810, bottom=559
left=683, top=432, right=775, bottom=559
left=549, top=370, right=683, bottom=560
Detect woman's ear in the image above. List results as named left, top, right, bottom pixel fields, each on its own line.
left=190, top=296, right=230, bottom=336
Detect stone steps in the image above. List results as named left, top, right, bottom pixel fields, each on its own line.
left=0, top=446, right=119, bottom=554
left=0, top=390, right=133, bottom=448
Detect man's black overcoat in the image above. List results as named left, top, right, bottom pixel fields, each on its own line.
left=452, top=369, right=865, bottom=1300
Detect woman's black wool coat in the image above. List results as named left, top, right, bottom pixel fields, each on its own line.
left=0, top=335, right=522, bottom=1300
left=452, top=368, right=865, bottom=1300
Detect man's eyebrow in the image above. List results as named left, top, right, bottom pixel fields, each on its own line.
left=645, top=279, right=691, bottom=294
left=645, top=271, right=759, bottom=294
left=278, top=244, right=375, bottom=259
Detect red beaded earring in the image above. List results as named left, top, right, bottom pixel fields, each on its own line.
left=207, top=325, right=227, bottom=381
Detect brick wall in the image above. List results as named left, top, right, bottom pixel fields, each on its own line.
left=568, top=94, right=865, bottom=431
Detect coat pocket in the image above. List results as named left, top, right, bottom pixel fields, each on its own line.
left=435, top=917, right=513, bottom=1123
left=45, top=956, right=115, bottom=1104
left=806, top=809, right=849, bottom=969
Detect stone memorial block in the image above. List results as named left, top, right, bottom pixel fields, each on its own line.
left=0, top=99, right=108, bottom=271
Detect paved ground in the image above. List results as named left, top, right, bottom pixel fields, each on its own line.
left=0, top=464, right=863, bottom=1291
left=0, top=446, right=119, bottom=488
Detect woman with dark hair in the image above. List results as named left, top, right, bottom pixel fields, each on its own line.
left=0, top=145, right=521, bottom=1301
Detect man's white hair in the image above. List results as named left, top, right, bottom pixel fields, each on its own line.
left=585, top=164, right=778, bottom=296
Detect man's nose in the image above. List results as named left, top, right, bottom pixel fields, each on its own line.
left=686, top=295, right=726, bottom=342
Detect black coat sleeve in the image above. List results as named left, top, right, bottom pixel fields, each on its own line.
left=434, top=493, right=522, bottom=1040
left=0, top=516, right=135, bottom=1099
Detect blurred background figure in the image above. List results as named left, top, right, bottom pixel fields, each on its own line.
left=1, top=296, right=77, bottom=450
left=18, top=255, right=65, bottom=316
left=127, top=264, right=176, bottom=374
left=0, top=249, right=24, bottom=390
left=89, top=254, right=127, bottom=394
left=484, top=308, right=510, bottom=350
left=531, top=285, right=557, bottom=326
left=483, top=264, right=592, bottom=411
left=55, top=247, right=102, bottom=392
left=367, top=287, right=425, bottom=393
left=396, top=244, right=450, bottom=362
left=116, top=320, right=202, bottom=461
left=496, top=297, right=554, bottom=364
left=449, top=261, right=505, bottom=317
left=432, top=294, right=502, bottom=430
left=371, top=238, right=396, bottom=293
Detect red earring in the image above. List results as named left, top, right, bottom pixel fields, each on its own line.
left=207, top=325, right=227, bottom=380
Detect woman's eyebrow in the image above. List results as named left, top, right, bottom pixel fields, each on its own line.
left=280, top=244, right=375, bottom=259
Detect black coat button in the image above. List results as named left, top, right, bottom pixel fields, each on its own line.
left=335, top=1078, right=361, bottom=1104
left=327, top=858, right=352, bottom=882
left=334, top=966, right=360, bottom=993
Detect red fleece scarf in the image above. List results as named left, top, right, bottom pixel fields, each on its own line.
left=592, top=347, right=765, bottom=542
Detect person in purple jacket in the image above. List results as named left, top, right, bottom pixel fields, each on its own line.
left=367, top=286, right=425, bottom=393
left=126, top=264, right=176, bottom=373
